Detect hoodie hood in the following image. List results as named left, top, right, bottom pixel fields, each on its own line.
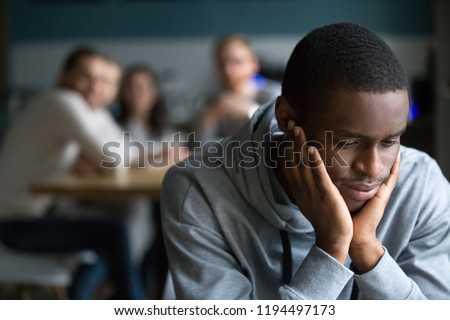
left=220, top=101, right=314, bottom=233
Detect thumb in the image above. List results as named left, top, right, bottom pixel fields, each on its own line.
left=357, top=152, right=401, bottom=218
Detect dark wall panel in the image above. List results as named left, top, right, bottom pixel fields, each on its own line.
left=9, top=0, right=432, bottom=42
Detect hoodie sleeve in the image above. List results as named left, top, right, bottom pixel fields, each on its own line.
left=280, top=245, right=353, bottom=299
left=161, top=153, right=450, bottom=300
left=354, top=159, right=450, bottom=299
left=162, top=165, right=353, bottom=300
left=353, top=248, right=426, bottom=299
left=161, top=166, right=253, bottom=299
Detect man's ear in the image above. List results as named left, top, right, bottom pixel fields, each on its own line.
left=275, top=96, right=296, bottom=132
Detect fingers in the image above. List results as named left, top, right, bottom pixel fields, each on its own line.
left=282, top=121, right=313, bottom=199
left=374, top=151, right=401, bottom=202
left=383, top=151, right=401, bottom=191
left=293, top=125, right=309, bottom=169
left=352, top=154, right=400, bottom=244
left=283, top=120, right=299, bottom=167
left=291, top=123, right=314, bottom=184
left=307, top=146, right=336, bottom=192
left=361, top=151, right=401, bottom=216
left=284, top=122, right=336, bottom=197
left=282, top=121, right=302, bottom=188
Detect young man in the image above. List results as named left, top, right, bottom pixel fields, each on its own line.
left=162, top=23, right=450, bottom=299
left=0, top=47, right=127, bottom=217
left=0, top=47, right=145, bottom=299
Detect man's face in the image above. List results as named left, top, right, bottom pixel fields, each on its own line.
left=217, top=41, right=258, bottom=91
left=99, top=61, right=121, bottom=108
left=300, top=89, right=409, bottom=214
left=61, top=56, right=121, bottom=108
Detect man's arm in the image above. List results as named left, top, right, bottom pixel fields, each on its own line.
left=161, top=167, right=253, bottom=299
left=162, top=165, right=353, bottom=300
left=353, top=158, right=450, bottom=299
left=280, top=123, right=441, bottom=299
left=52, top=91, right=134, bottom=170
left=348, top=153, right=400, bottom=273
left=280, top=122, right=353, bottom=263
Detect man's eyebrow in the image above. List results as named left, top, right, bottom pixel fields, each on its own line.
left=334, top=128, right=407, bottom=139
left=385, top=128, right=407, bottom=138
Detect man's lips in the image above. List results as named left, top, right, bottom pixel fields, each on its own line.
left=341, top=184, right=380, bottom=202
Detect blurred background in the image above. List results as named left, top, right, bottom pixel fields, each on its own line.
left=0, top=0, right=449, bottom=178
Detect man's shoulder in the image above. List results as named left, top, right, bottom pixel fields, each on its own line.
left=32, top=88, right=81, bottom=102
left=398, top=145, right=447, bottom=192
left=50, top=88, right=86, bottom=106
left=161, top=152, right=235, bottom=223
left=26, top=88, right=86, bottom=113
left=400, top=145, right=438, bottom=173
left=164, top=152, right=227, bottom=184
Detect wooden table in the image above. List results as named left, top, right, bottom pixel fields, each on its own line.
left=30, top=168, right=169, bottom=200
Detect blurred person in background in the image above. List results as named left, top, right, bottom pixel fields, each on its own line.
left=116, top=64, right=174, bottom=298
left=0, top=47, right=145, bottom=299
left=200, top=33, right=280, bottom=141
left=117, top=64, right=173, bottom=163
left=117, top=64, right=191, bottom=166
left=69, top=53, right=123, bottom=176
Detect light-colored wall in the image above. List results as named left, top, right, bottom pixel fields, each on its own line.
left=9, top=34, right=429, bottom=97
left=7, top=0, right=433, bottom=123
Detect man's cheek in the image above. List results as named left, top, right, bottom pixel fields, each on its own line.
left=325, top=148, right=351, bottom=169
left=381, top=148, right=400, bottom=177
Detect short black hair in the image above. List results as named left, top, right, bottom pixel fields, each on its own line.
left=61, top=46, right=108, bottom=73
left=282, top=23, right=409, bottom=112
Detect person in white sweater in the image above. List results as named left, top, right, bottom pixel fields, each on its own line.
left=0, top=47, right=145, bottom=299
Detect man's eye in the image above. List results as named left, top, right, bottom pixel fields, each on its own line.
left=335, top=140, right=357, bottom=148
left=381, top=140, right=398, bottom=147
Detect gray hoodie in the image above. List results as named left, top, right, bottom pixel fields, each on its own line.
left=162, top=101, right=450, bottom=299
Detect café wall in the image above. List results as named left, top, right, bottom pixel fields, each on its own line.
left=7, top=0, right=432, bottom=100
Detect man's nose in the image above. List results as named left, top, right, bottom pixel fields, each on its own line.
left=353, top=147, right=384, bottom=179
left=90, top=79, right=103, bottom=92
